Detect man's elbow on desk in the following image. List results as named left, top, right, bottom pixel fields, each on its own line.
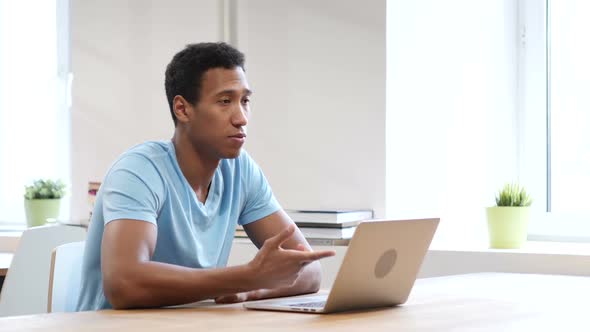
left=303, top=261, right=323, bottom=293
left=103, top=269, right=149, bottom=310
left=293, top=260, right=325, bottom=295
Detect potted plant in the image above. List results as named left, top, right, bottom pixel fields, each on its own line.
left=24, top=179, right=66, bottom=227
left=486, top=183, right=532, bottom=249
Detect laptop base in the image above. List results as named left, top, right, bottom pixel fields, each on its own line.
left=244, top=295, right=327, bottom=313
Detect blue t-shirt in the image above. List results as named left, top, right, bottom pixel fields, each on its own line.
left=76, top=141, right=280, bottom=311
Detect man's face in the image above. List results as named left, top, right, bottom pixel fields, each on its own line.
left=184, top=67, right=251, bottom=159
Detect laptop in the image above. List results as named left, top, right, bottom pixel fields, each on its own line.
left=243, top=218, right=439, bottom=314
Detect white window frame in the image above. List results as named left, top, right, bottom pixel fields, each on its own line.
left=520, top=0, right=590, bottom=242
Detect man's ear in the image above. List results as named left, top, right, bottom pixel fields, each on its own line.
left=173, top=95, right=192, bottom=123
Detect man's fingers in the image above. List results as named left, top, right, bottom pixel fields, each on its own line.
left=295, top=249, right=336, bottom=263
left=215, top=295, right=237, bottom=304
left=269, top=224, right=295, bottom=248
left=215, top=293, right=247, bottom=304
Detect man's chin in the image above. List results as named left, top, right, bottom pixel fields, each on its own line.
left=221, top=149, right=242, bottom=159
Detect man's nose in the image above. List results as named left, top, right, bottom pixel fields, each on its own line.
left=232, top=106, right=248, bottom=127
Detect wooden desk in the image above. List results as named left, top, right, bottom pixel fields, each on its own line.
left=0, top=273, right=587, bottom=331
left=0, top=253, right=12, bottom=277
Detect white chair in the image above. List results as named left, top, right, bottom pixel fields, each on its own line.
left=0, top=225, right=86, bottom=317
left=47, top=241, right=85, bottom=313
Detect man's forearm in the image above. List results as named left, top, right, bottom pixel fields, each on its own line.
left=105, top=261, right=259, bottom=309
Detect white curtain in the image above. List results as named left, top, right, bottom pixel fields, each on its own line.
left=0, top=0, right=70, bottom=224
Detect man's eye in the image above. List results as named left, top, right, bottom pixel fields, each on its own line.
left=219, top=99, right=231, bottom=104
left=242, top=98, right=250, bottom=104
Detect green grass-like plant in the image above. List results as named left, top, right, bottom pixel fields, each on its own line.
left=24, top=179, right=66, bottom=200
left=495, top=183, right=532, bottom=207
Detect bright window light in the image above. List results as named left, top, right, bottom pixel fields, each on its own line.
left=0, top=0, right=70, bottom=225
left=549, top=0, right=590, bottom=214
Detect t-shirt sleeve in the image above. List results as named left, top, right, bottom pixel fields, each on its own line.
left=101, top=154, right=165, bottom=226
left=238, top=151, right=281, bottom=226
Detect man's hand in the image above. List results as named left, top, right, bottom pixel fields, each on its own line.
left=214, top=292, right=251, bottom=304
left=246, top=224, right=335, bottom=290
left=215, top=231, right=334, bottom=304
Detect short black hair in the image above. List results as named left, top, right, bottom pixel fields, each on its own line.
left=165, top=42, right=245, bottom=126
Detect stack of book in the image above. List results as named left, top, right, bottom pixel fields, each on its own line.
left=233, top=209, right=374, bottom=245
left=235, top=225, right=247, bottom=238
left=87, top=181, right=101, bottom=223
left=286, top=209, right=373, bottom=245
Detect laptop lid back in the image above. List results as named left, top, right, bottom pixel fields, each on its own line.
left=322, top=218, right=439, bottom=313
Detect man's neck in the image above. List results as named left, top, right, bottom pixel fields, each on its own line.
left=171, top=133, right=219, bottom=203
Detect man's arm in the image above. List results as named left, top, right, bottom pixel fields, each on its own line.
left=215, top=210, right=334, bottom=304
left=101, top=217, right=334, bottom=309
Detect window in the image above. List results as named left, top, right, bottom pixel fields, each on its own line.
left=0, top=0, right=70, bottom=225
left=523, top=0, right=590, bottom=241
left=386, top=1, right=520, bottom=246
left=385, top=0, right=589, bottom=245
left=547, top=0, right=590, bottom=214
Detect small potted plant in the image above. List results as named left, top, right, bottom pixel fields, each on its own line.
left=24, top=179, right=66, bottom=227
left=486, top=183, right=532, bottom=249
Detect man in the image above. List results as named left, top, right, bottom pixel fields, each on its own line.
left=77, top=42, right=335, bottom=311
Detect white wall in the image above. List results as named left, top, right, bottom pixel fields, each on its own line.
left=70, top=0, right=220, bottom=219
left=386, top=0, right=519, bottom=245
left=237, top=0, right=387, bottom=216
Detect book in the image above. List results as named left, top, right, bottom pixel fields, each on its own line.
left=294, top=220, right=362, bottom=229
left=88, top=181, right=101, bottom=221
left=235, top=228, right=248, bottom=238
left=306, top=238, right=350, bottom=246
left=298, top=226, right=357, bottom=239
left=286, top=209, right=373, bottom=224
left=233, top=224, right=358, bottom=240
